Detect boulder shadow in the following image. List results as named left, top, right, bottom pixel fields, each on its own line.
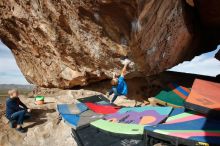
left=24, top=108, right=56, bottom=129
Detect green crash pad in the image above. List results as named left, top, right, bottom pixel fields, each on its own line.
left=91, top=119, right=144, bottom=136
left=154, top=83, right=190, bottom=107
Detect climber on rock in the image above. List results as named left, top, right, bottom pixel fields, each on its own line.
left=107, top=59, right=130, bottom=103
left=5, top=89, right=31, bottom=133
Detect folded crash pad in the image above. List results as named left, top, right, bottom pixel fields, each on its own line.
left=185, top=79, right=220, bottom=117
left=154, top=83, right=190, bottom=107
left=104, top=106, right=173, bottom=126
left=85, top=102, right=120, bottom=114
left=57, top=103, right=88, bottom=115
left=60, top=110, right=103, bottom=129
left=145, top=109, right=220, bottom=146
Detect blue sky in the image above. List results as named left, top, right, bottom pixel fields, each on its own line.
left=0, top=41, right=29, bottom=84
left=0, top=41, right=219, bottom=85
left=169, top=46, right=220, bottom=76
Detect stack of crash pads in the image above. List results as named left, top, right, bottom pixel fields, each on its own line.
left=145, top=108, right=220, bottom=146
left=57, top=95, right=173, bottom=146
left=185, top=79, right=220, bottom=117
left=57, top=79, right=220, bottom=146
left=58, top=95, right=143, bottom=145
left=145, top=79, right=220, bottom=146
left=153, top=83, right=190, bottom=107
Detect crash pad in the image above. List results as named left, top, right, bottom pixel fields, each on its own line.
left=72, top=126, right=144, bottom=146
left=185, top=79, right=220, bottom=116
left=85, top=102, right=120, bottom=114
left=61, top=114, right=80, bottom=128
left=77, top=95, right=110, bottom=103
left=165, top=111, right=203, bottom=124
left=91, top=119, right=144, bottom=136
left=104, top=106, right=172, bottom=126
left=154, top=83, right=190, bottom=107
left=145, top=110, right=220, bottom=146
left=57, top=103, right=88, bottom=115
left=166, top=108, right=185, bottom=117
left=59, top=110, right=103, bottom=129
left=95, top=100, right=111, bottom=105
left=76, top=110, right=104, bottom=129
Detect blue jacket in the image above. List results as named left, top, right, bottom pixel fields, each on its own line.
left=5, top=97, right=28, bottom=119
left=117, top=76, right=128, bottom=95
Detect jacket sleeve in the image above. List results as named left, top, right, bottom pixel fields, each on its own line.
left=18, top=98, right=28, bottom=109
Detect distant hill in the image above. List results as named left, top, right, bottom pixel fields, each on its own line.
left=0, top=84, right=35, bottom=95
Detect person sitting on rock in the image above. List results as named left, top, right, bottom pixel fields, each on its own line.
left=5, top=89, right=31, bottom=133
left=108, top=60, right=130, bottom=103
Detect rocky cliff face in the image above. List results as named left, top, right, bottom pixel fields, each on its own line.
left=0, top=0, right=219, bottom=88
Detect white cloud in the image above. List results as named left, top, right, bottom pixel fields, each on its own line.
left=169, top=46, right=220, bottom=77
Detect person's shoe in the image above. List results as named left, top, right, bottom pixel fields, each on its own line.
left=9, top=120, right=17, bottom=128
left=16, top=127, right=26, bottom=133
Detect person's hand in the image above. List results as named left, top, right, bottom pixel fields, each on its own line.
left=112, top=72, right=116, bottom=78
left=27, top=109, right=31, bottom=113
left=121, top=58, right=131, bottom=66
left=124, top=59, right=131, bottom=66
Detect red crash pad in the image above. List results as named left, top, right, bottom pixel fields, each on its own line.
left=85, top=102, right=120, bottom=114
left=185, top=79, right=220, bottom=116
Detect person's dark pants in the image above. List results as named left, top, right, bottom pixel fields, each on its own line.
left=109, top=87, right=120, bottom=103
left=11, top=110, right=26, bottom=125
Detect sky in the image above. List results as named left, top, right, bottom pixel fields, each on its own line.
left=0, top=41, right=220, bottom=84
left=169, top=46, right=220, bottom=77
left=0, top=41, right=29, bottom=85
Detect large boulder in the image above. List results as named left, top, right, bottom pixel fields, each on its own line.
left=0, top=0, right=219, bottom=88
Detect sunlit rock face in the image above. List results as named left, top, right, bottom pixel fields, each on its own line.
left=0, top=0, right=219, bottom=88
